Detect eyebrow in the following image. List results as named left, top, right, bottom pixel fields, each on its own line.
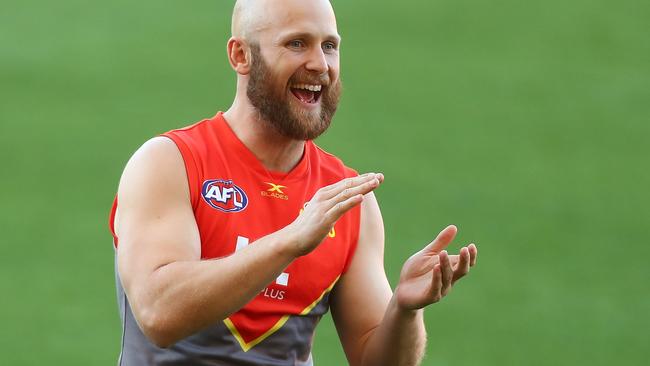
left=277, top=31, right=341, bottom=44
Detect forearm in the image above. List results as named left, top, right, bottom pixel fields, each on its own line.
left=360, top=295, right=427, bottom=366
left=124, top=229, right=296, bottom=347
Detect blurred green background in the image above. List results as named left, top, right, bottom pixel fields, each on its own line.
left=1, top=0, right=649, bottom=364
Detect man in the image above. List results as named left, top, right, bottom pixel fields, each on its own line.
left=109, top=0, right=478, bottom=365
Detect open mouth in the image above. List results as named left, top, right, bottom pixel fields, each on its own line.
left=290, top=83, right=323, bottom=104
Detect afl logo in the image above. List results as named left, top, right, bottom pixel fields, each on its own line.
left=202, top=179, right=248, bottom=212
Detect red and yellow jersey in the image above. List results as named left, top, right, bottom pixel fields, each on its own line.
left=109, top=112, right=360, bottom=365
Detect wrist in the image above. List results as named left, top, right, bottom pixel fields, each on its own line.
left=272, top=226, right=304, bottom=259
left=396, top=306, right=423, bottom=320
left=391, top=290, right=424, bottom=318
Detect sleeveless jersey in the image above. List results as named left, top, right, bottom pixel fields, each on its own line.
left=109, top=112, right=361, bottom=365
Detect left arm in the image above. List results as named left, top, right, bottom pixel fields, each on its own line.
left=330, top=192, right=477, bottom=366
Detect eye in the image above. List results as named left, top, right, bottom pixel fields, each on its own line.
left=323, top=41, right=338, bottom=52
left=288, top=40, right=305, bottom=49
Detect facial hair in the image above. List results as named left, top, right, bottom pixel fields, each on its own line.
left=246, top=44, right=342, bottom=141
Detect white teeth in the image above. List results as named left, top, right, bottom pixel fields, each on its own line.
left=292, top=84, right=322, bottom=92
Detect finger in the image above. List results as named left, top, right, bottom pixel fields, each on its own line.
left=439, top=250, right=453, bottom=296
left=468, top=243, right=478, bottom=266
left=448, top=254, right=460, bottom=266
left=430, top=263, right=442, bottom=303
left=324, top=178, right=381, bottom=211
left=452, top=247, right=470, bottom=283
left=320, top=173, right=377, bottom=195
left=422, top=225, right=457, bottom=254
left=324, top=194, right=364, bottom=223
left=317, top=173, right=380, bottom=200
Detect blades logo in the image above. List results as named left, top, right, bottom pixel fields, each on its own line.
left=261, top=182, right=289, bottom=200
left=202, top=179, right=248, bottom=212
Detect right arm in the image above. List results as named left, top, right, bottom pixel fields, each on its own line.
left=114, top=137, right=382, bottom=347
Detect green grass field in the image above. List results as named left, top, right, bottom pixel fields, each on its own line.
left=1, top=0, right=649, bottom=364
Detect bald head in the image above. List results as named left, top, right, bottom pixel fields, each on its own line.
left=232, top=0, right=337, bottom=43
left=231, top=0, right=264, bottom=41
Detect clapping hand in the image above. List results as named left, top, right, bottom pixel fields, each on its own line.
left=396, top=225, right=478, bottom=310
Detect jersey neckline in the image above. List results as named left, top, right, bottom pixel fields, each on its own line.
left=211, top=112, right=312, bottom=183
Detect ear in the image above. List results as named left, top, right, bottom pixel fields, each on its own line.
left=227, top=37, right=251, bottom=75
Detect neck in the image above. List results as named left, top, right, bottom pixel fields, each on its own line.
left=223, top=96, right=306, bottom=173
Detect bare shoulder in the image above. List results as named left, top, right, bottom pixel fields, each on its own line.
left=115, top=136, right=191, bottom=236
left=119, top=137, right=187, bottom=197
left=121, top=136, right=184, bottom=181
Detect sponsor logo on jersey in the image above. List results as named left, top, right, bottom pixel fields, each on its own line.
left=202, top=179, right=248, bottom=212
left=261, top=182, right=289, bottom=200
left=261, top=287, right=285, bottom=300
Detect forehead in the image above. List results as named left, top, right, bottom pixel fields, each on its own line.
left=259, top=0, right=339, bottom=43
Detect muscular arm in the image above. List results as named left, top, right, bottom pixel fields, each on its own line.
left=115, top=137, right=382, bottom=347
left=331, top=193, right=425, bottom=366
left=331, top=193, right=478, bottom=366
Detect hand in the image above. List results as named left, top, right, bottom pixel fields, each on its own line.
left=395, top=225, right=477, bottom=310
left=283, top=173, right=384, bottom=256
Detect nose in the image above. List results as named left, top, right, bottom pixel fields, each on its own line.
left=305, top=46, right=328, bottom=74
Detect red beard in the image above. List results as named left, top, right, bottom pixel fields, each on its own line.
left=246, top=44, right=342, bottom=141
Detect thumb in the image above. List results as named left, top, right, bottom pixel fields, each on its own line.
left=422, top=225, right=458, bottom=254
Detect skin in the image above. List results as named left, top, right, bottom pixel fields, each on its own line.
left=224, top=0, right=340, bottom=172
left=115, top=0, right=478, bottom=365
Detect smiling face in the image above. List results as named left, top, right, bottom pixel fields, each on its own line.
left=236, top=0, right=342, bottom=140
left=247, top=43, right=341, bottom=140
